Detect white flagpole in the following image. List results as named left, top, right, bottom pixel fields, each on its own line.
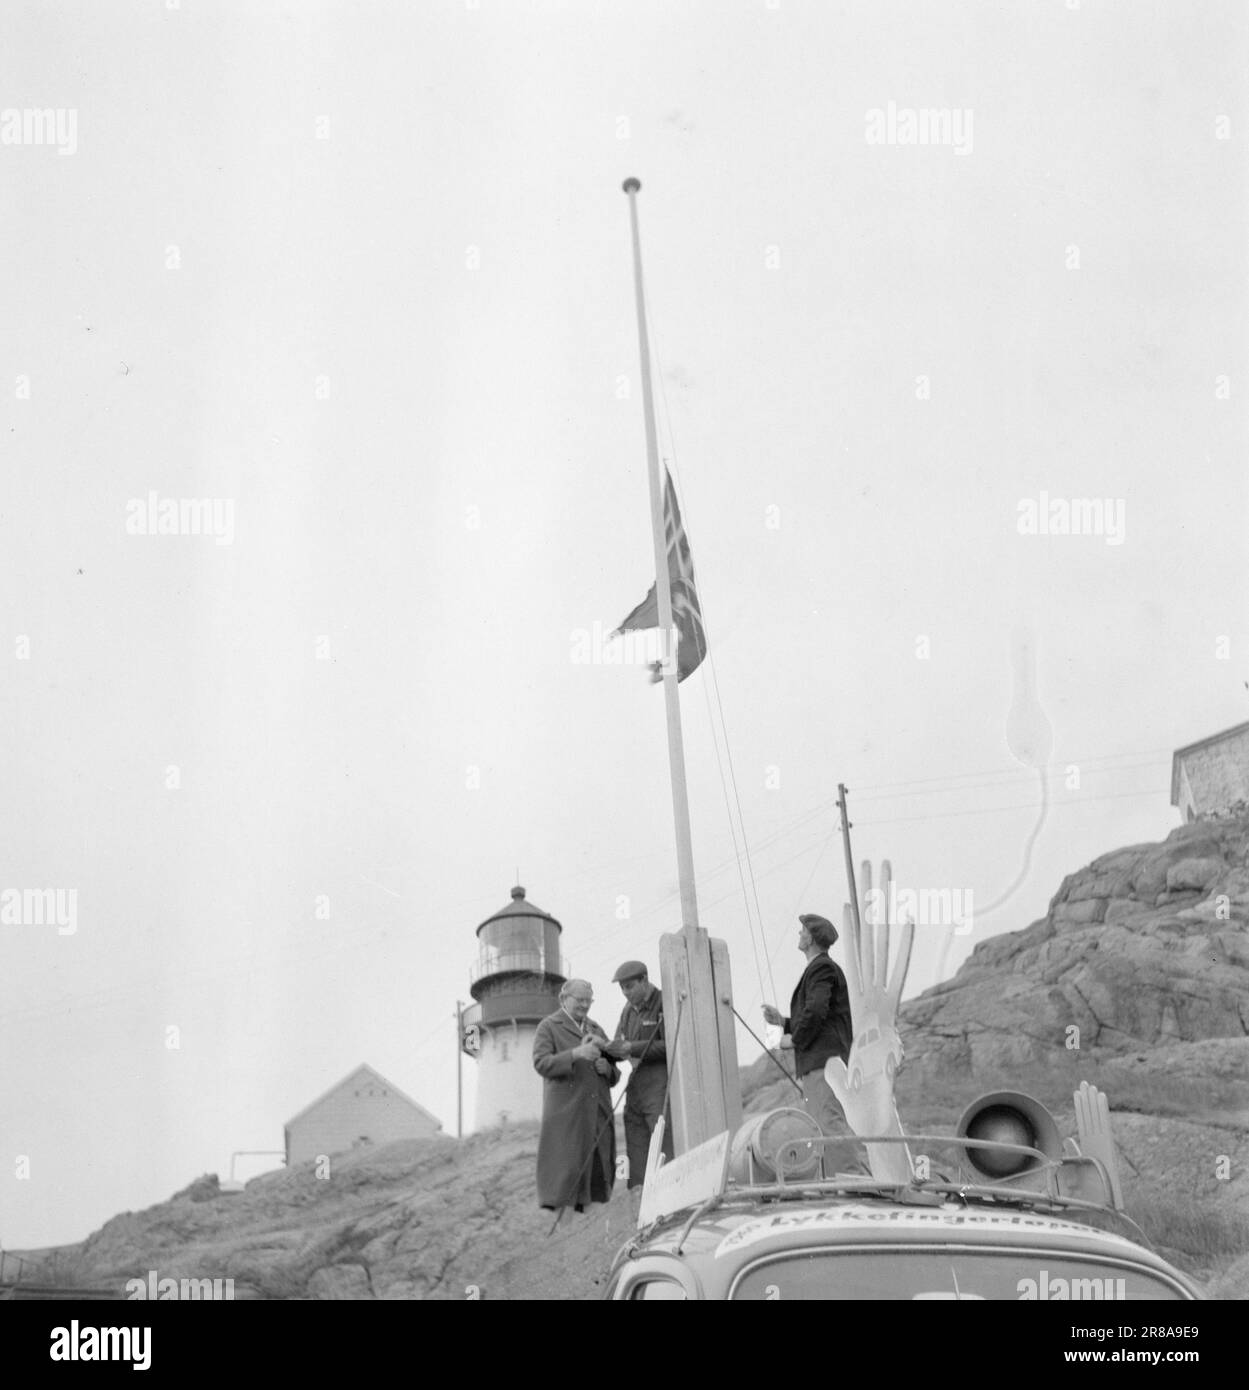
left=622, top=179, right=741, bottom=1153
left=622, top=176, right=700, bottom=940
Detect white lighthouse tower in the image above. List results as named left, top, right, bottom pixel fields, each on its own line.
left=461, top=885, right=566, bottom=1130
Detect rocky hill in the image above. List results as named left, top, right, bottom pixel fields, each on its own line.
left=12, top=815, right=1249, bottom=1299
left=36, top=1126, right=636, bottom=1302
left=905, top=814, right=1249, bottom=1071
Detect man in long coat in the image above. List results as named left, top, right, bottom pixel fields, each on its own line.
left=533, top=978, right=620, bottom=1212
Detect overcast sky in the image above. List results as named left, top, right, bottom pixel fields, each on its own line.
left=2, top=0, right=1246, bottom=1250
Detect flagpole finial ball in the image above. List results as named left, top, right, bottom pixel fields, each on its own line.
left=622, top=177, right=642, bottom=194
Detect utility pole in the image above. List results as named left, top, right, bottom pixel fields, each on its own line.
left=454, top=1000, right=464, bottom=1138
left=837, top=783, right=862, bottom=936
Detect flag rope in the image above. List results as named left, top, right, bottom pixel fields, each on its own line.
left=645, top=293, right=777, bottom=1013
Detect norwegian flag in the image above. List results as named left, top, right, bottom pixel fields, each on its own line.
left=614, top=468, right=708, bottom=683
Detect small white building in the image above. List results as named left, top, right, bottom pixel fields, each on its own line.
left=1171, top=720, right=1249, bottom=822
left=284, top=1063, right=442, bottom=1167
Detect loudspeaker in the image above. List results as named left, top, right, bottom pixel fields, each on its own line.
left=954, top=1091, right=1063, bottom=1183
left=729, top=1107, right=823, bottom=1183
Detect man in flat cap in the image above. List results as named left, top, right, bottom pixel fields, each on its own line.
left=763, top=914, right=854, bottom=1139
left=604, top=960, right=674, bottom=1190
left=533, top=978, right=620, bottom=1213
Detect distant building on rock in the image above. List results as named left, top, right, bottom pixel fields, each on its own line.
left=284, top=1063, right=442, bottom=1167
left=1171, top=720, right=1249, bottom=822
left=460, top=885, right=566, bottom=1131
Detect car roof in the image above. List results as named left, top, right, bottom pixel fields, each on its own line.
left=619, top=1189, right=1183, bottom=1276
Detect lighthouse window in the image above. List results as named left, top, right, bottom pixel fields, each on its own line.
left=499, top=1040, right=510, bottom=1062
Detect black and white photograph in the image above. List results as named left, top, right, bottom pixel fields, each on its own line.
left=2, top=0, right=1247, bottom=1341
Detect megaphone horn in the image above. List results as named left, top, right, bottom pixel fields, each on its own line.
left=955, top=1091, right=1063, bottom=1182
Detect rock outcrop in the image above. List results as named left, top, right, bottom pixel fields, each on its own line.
left=902, top=817, right=1249, bottom=1074
left=57, top=1126, right=635, bottom=1301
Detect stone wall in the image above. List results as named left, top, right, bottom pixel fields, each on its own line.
left=1179, top=733, right=1249, bottom=819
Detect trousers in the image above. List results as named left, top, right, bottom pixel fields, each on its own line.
left=799, top=1068, right=867, bottom=1175
left=624, top=1093, right=675, bottom=1189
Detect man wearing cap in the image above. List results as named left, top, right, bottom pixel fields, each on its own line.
left=604, top=961, right=675, bottom=1189
left=762, top=914, right=854, bottom=1138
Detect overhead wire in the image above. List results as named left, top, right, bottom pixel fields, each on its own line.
left=646, top=300, right=777, bottom=1008
left=567, top=752, right=1174, bottom=978
left=570, top=754, right=1165, bottom=960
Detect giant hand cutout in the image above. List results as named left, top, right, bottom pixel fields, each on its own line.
left=825, top=860, right=915, bottom=1184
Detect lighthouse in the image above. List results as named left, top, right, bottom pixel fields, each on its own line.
left=462, top=885, right=566, bottom=1130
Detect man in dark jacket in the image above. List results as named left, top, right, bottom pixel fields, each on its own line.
left=533, top=979, right=620, bottom=1212
left=604, top=960, right=675, bottom=1190
left=762, top=913, right=854, bottom=1136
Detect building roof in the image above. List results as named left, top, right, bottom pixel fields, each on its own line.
left=475, top=884, right=562, bottom=936
left=283, top=1063, right=442, bottom=1131
left=1170, top=720, right=1249, bottom=805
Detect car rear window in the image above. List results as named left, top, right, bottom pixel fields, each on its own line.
left=628, top=1279, right=689, bottom=1300
left=731, top=1250, right=1190, bottom=1300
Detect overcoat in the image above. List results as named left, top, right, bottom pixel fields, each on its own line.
left=532, top=1008, right=620, bottom=1210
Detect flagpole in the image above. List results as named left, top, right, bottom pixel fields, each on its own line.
left=622, top=178, right=740, bottom=1153
left=622, top=176, right=700, bottom=940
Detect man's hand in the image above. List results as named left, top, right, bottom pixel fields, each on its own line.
left=572, top=1041, right=601, bottom=1062
left=594, top=1058, right=612, bottom=1076
left=603, top=1039, right=631, bottom=1061
left=761, top=1004, right=784, bottom=1028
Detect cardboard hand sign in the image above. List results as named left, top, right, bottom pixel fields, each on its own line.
left=825, top=860, right=915, bottom=1183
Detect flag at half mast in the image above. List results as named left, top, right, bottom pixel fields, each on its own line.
left=614, top=467, right=708, bottom=683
